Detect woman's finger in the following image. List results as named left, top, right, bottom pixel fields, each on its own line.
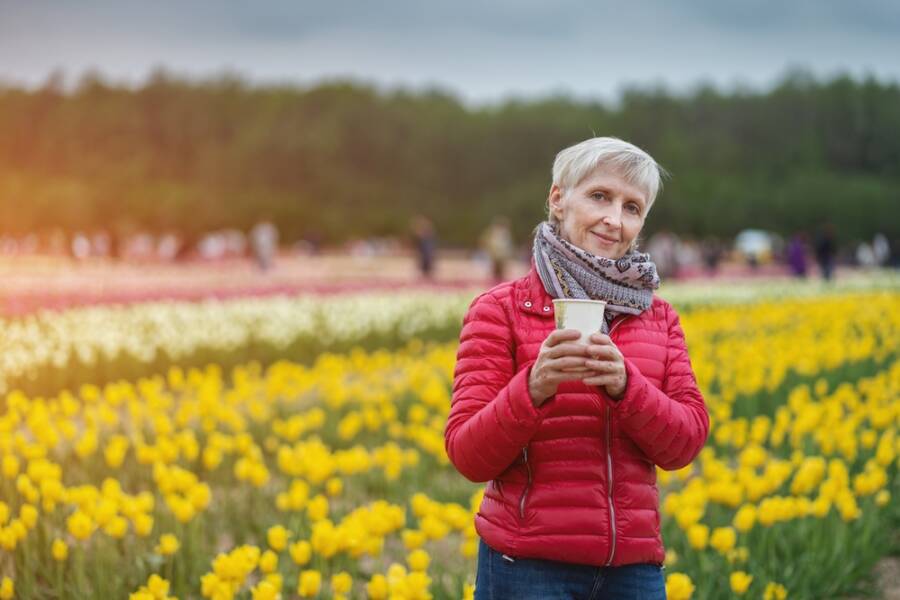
left=585, top=345, right=620, bottom=361
left=582, top=374, right=620, bottom=387
left=549, top=370, right=594, bottom=384
left=546, top=356, right=589, bottom=370
left=545, top=342, right=590, bottom=359
left=545, top=329, right=583, bottom=347
left=557, top=367, right=594, bottom=376
left=588, top=333, right=614, bottom=345
left=584, top=359, right=621, bottom=373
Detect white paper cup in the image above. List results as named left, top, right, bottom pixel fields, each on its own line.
left=552, top=298, right=607, bottom=344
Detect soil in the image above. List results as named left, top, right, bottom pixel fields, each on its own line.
left=845, top=557, right=900, bottom=600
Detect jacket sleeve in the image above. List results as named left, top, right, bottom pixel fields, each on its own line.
left=444, top=293, right=551, bottom=482
left=611, top=305, right=709, bottom=470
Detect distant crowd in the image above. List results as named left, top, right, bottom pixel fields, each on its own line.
left=0, top=220, right=896, bottom=281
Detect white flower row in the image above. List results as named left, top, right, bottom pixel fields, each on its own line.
left=659, top=269, right=900, bottom=306
left=0, top=291, right=476, bottom=396
left=2, top=271, right=896, bottom=397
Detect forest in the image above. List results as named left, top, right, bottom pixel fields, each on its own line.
left=1, top=68, right=897, bottom=246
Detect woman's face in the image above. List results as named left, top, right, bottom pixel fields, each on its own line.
left=548, top=168, right=648, bottom=260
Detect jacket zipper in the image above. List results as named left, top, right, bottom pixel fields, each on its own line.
left=604, top=407, right=617, bottom=565
left=604, top=314, right=629, bottom=566
left=518, top=447, right=533, bottom=520
left=608, top=314, right=630, bottom=336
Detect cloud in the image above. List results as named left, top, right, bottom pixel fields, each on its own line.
left=0, top=0, right=897, bottom=103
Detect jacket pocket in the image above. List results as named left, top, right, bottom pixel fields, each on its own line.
left=517, top=446, right=532, bottom=520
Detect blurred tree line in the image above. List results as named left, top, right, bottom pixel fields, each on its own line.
left=0, top=68, right=897, bottom=246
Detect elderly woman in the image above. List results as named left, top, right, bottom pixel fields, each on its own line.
left=445, top=137, right=708, bottom=599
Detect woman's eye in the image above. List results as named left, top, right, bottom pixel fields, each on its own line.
left=626, top=204, right=641, bottom=214
left=591, top=192, right=607, bottom=201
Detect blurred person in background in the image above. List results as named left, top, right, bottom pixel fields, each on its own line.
left=71, top=232, right=91, bottom=260
left=250, top=219, right=279, bottom=271
left=481, top=216, right=516, bottom=282
left=855, top=240, right=876, bottom=268
left=411, top=215, right=437, bottom=280
left=446, top=137, right=708, bottom=599
left=157, top=232, right=181, bottom=261
left=872, top=233, right=890, bottom=267
left=787, top=232, right=809, bottom=278
left=814, top=223, right=837, bottom=280
left=700, top=236, right=724, bottom=276
left=48, top=228, right=68, bottom=256
left=91, top=229, right=112, bottom=258
left=646, top=229, right=679, bottom=279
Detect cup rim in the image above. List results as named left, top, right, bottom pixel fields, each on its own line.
left=551, top=298, right=607, bottom=305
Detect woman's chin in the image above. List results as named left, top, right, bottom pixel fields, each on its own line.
left=589, top=246, right=622, bottom=260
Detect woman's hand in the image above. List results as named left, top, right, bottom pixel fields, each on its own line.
left=582, top=333, right=628, bottom=400
left=528, top=329, right=592, bottom=407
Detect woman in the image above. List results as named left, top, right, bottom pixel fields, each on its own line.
left=445, top=137, right=708, bottom=599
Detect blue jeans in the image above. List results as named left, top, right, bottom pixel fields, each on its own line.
left=474, top=539, right=666, bottom=600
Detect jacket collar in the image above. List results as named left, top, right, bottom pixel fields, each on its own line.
left=516, top=261, right=647, bottom=330
left=515, top=262, right=555, bottom=317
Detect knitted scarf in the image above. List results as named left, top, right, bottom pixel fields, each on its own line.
left=532, top=222, right=660, bottom=332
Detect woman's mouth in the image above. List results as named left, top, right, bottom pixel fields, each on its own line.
left=591, top=232, right=619, bottom=246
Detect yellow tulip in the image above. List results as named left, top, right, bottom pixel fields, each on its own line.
left=103, top=516, right=129, bottom=539
left=730, top=571, right=753, bottom=595
left=297, top=570, right=321, bottom=598
left=19, top=504, right=38, bottom=529
left=710, top=526, right=736, bottom=555
left=366, top=574, right=389, bottom=600
left=306, top=495, right=329, bottom=522
left=2, top=455, right=19, bottom=480
left=665, top=573, right=695, bottom=600
left=763, top=582, right=788, bottom=600
left=325, top=477, right=344, bottom=497
left=460, top=538, right=478, bottom=558
left=133, top=513, right=154, bottom=537
left=52, top=538, right=69, bottom=561
left=266, top=524, right=291, bottom=552
left=0, top=577, right=13, bottom=600
left=402, top=529, right=427, bottom=550
left=67, top=510, right=94, bottom=541
left=259, top=550, right=278, bottom=574
left=331, top=571, right=353, bottom=594
left=407, top=548, right=431, bottom=572
left=289, top=540, right=312, bottom=566
left=251, top=580, right=279, bottom=600
left=687, top=523, right=709, bottom=550
left=156, top=533, right=180, bottom=556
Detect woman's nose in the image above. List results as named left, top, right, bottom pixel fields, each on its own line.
left=601, top=207, right=622, bottom=229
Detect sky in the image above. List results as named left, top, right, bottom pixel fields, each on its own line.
left=1, top=0, right=899, bottom=104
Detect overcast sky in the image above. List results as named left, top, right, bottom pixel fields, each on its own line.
left=1, top=0, right=898, bottom=104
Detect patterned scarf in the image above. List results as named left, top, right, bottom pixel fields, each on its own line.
left=532, top=222, right=660, bottom=332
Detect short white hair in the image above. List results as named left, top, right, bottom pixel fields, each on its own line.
left=549, top=137, right=665, bottom=224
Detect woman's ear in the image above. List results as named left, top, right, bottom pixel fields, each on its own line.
left=548, top=185, right=564, bottom=220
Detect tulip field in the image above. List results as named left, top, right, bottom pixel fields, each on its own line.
left=0, top=275, right=898, bottom=599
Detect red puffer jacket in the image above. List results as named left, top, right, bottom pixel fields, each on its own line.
left=445, top=266, right=708, bottom=567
